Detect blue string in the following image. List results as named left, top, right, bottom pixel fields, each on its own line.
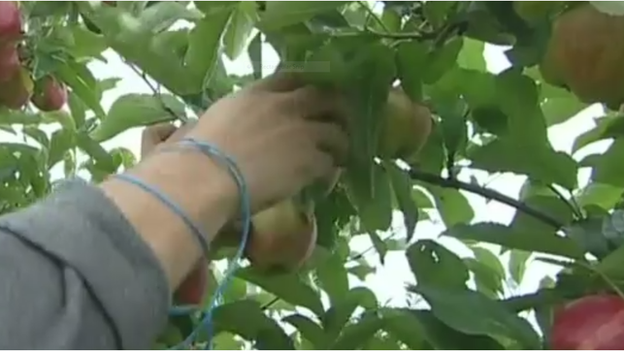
left=113, top=138, right=252, bottom=350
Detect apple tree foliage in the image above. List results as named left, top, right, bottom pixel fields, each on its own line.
left=5, top=1, right=624, bottom=349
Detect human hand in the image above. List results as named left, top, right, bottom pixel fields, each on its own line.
left=184, top=72, right=349, bottom=219
left=140, top=121, right=196, bottom=158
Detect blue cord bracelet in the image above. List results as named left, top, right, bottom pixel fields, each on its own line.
left=113, top=138, right=252, bottom=350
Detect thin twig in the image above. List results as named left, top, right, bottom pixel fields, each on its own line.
left=500, top=288, right=560, bottom=313
left=548, top=184, right=583, bottom=220
left=360, top=1, right=390, bottom=33
left=348, top=231, right=398, bottom=262
left=408, top=169, right=566, bottom=230
left=261, top=296, right=280, bottom=311
left=363, top=27, right=438, bottom=40
left=125, top=60, right=187, bottom=123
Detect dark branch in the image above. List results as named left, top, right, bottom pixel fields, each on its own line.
left=500, top=288, right=560, bottom=313
left=548, top=184, right=583, bottom=219
left=261, top=296, right=280, bottom=311
left=408, top=169, right=565, bottom=229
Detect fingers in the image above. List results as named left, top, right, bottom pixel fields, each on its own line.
left=143, top=122, right=178, bottom=141
left=141, top=123, right=177, bottom=156
left=252, top=71, right=306, bottom=93
left=283, top=85, right=350, bottom=131
left=306, top=121, right=349, bottom=167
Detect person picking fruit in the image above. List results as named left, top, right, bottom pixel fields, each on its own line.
left=0, top=71, right=349, bottom=349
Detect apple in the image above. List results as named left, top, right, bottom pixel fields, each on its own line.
left=551, top=294, right=624, bottom=349
left=0, top=2, right=22, bottom=44
left=173, top=261, right=207, bottom=306
left=378, top=87, right=432, bottom=160
left=31, top=76, right=68, bottom=112
left=0, top=66, right=33, bottom=110
left=0, top=44, right=19, bottom=83
left=245, top=199, right=317, bottom=272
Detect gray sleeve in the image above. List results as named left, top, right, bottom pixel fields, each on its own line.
left=0, top=179, right=170, bottom=349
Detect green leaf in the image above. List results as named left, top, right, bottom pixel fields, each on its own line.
left=424, top=185, right=474, bottom=228
left=332, top=312, right=384, bottom=350
left=473, top=247, right=506, bottom=280
left=508, top=250, right=532, bottom=286
left=282, top=314, right=326, bottom=349
left=48, top=129, right=75, bottom=170
left=69, top=25, right=109, bottom=59
left=457, top=37, right=487, bottom=72
left=576, top=182, right=624, bottom=211
left=67, top=92, right=86, bottom=128
left=381, top=7, right=401, bottom=31
left=572, top=113, right=624, bottom=153
left=195, top=1, right=239, bottom=14
left=136, top=1, right=202, bottom=33
left=23, top=126, right=49, bottom=150
left=414, top=285, right=542, bottom=349
left=443, top=222, right=585, bottom=260
left=257, top=1, right=350, bottom=31
left=423, top=37, right=463, bottom=84
left=587, top=138, right=624, bottom=188
left=396, top=41, right=428, bottom=101
left=209, top=299, right=294, bottom=349
left=511, top=195, right=575, bottom=233
left=383, top=308, right=507, bottom=349
left=76, top=133, right=116, bottom=174
left=57, top=60, right=106, bottom=119
left=495, top=69, right=548, bottom=144
left=367, top=230, right=388, bottom=264
left=111, top=147, right=138, bottom=170
left=464, top=258, right=502, bottom=298
left=322, top=287, right=378, bottom=341
left=235, top=266, right=324, bottom=316
left=248, top=33, right=263, bottom=80
left=185, top=7, right=234, bottom=88
left=347, top=261, right=376, bottom=281
left=466, top=247, right=506, bottom=297
left=315, top=252, right=349, bottom=306
left=596, top=244, right=624, bottom=283
left=540, top=83, right=588, bottom=126
left=469, top=138, right=579, bottom=190
left=364, top=334, right=402, bottom=350
left=385, top=162, right=418, bottom=241
left=348, top=162, right=393, bottom=232
left=406, top=239, right=470, bottom=290
left=224, top=2, right=256, bottom=60
left=90, top=94, right=184, bottom=142
left=381, top=309, right=426, bottom=349
left=422, top=1, right=454, bottom=28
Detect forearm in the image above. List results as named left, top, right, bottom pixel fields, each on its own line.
left=100, top=150, right=237, bottom=288
left=0, top=150, right=238, bottom=349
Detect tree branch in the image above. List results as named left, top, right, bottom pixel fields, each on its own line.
left=408, top=169, right=565, bottom=229
left=500, top=288, right=561, bottom=313
left=548, top=184, right=583, bottom=220
left=261, top=296, right=280, bottom=311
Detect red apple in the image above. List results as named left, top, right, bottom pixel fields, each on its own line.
left=0, top=44, right=19, bottom=83
left=551, top=294, right=624, bottom=349
left=0, top=66, right=33, bottom=110
left=174, top=261, right=207, bottom=306
left=31, top=76, right=68, bottom=111
left=245, top=199, right=317, bottom=272
left=0, top=2, right=22, bottom=44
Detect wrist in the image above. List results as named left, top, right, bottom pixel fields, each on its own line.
left=100, top=150, right=238, bottom=288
